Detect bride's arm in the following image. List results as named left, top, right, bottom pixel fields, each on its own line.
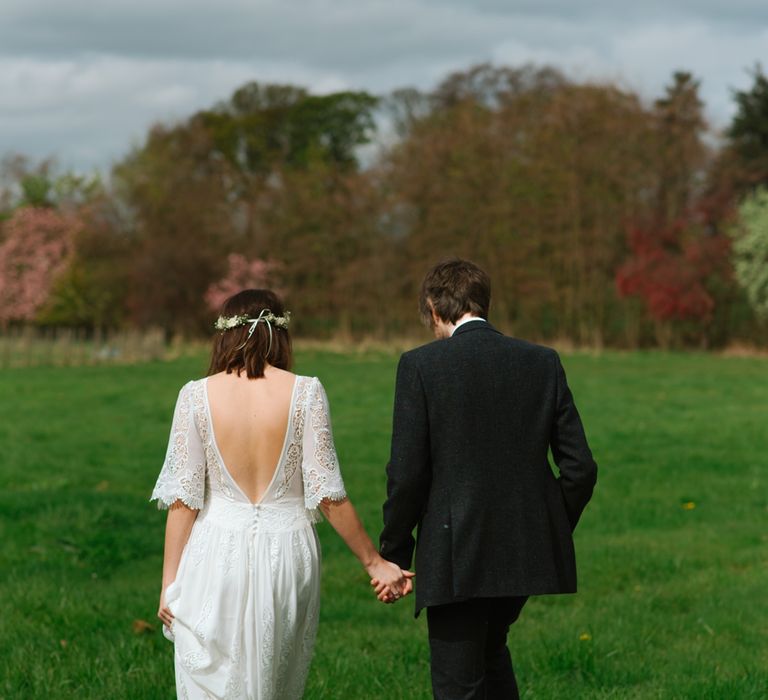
left=320, top=497, right=414, bottom=600
left=157, top=501, right=198, bottom=627
left=305, top=379, right=413, bottom=601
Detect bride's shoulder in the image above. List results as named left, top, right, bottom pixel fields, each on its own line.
left=176, top=377, right=203, bottom=393
left=172, top=377, right=208, bottom=400
left=293, top=373, right=320, bottom=387
left=289, top=370, right=316, bottom=381
left=294, top=374, right=328, bottom=398
left=164, top=378, right=205, bottom=413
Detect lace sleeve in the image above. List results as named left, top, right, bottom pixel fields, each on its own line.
left=301, top=378, right=347, bottom=510
left=150, top=381, right=206, bottom=510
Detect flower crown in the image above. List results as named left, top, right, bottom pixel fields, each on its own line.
left=214, top=309, right=291, bottom=354
left=214, top=310, right=291, bottom=332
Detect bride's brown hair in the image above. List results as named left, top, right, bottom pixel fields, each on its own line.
left=207, top=289, right=292, bottom=379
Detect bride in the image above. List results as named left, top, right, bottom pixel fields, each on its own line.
left=151, top=289, right=413, bottom=699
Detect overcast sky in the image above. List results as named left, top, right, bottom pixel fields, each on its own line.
left=2, top=0, right=767, bottom=172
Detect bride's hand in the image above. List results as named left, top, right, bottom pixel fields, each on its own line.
left=366, top=557, right=414, bottom=603
left=157, top=587, right=174, bottom=628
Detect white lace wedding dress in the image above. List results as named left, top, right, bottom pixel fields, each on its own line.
left=151, top=375, right=347, bottom=700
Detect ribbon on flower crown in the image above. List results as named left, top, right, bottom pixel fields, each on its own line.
left=234, top=309, right=282, bottom=354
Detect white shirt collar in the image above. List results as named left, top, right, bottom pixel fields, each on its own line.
left=451, top=316, right=486, bottom=336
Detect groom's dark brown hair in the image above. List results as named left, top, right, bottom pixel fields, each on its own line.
left=419, top=258, right=491, bottom=326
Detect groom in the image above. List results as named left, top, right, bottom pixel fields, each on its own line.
left=379, top=259, right=598, bottom=699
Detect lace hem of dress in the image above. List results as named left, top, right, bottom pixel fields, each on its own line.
left=304, top=486, right=348, bottom=511
left=150, top=484, right=204, bottom=511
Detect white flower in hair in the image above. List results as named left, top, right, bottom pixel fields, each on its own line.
left=269, top=311, right=291, bottom=329
left=214, top=314, right=249, bottom=331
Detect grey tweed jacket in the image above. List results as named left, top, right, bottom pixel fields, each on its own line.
left=379, top=320, right=597, bottom=615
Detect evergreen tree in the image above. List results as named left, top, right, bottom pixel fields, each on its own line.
left=728, top=65, right=768, bottom=189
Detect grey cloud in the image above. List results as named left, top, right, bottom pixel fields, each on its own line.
left=422, top=0, right=768, bottom=26
left=0, top=54, right=348, bottom=170
left=2, top=1, right=518, bottom=64
left=0, top=0, right=765, bottom=170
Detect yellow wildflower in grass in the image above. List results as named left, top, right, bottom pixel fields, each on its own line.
left=579, top=633, right=591, bottom=641
left=681, top=501, right=696, bottom=510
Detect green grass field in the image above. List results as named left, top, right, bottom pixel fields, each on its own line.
left=1, top=349, right=766, bottom=699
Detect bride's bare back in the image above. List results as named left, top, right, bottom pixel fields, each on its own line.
left=206, top=366, right=297, bottom=504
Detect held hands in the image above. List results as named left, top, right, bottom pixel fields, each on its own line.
left=314, top=497, right=413, bottom=605
left=366, top=556, right=415, bottom=604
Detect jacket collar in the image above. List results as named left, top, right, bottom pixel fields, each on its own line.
left=451, top=319, right=501, bottom=337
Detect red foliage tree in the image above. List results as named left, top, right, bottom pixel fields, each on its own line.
left=616, top=219, right=731, bottom=336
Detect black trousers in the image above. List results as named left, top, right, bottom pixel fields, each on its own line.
left=427, top=596, right=528, bottom=700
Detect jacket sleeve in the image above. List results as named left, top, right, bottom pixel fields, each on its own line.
left=379, top=352, right=431, bottom=570
left=550, top=352, right=597, bottom=529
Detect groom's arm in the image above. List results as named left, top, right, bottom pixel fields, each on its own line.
left=379, top=352, right=431, bottom=571
left=550, top=351, right=598, bottom=530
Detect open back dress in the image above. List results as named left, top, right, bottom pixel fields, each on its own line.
left=151, top=375, right=347, bottom=700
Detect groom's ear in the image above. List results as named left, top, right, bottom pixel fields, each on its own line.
left=428, top=299, right=441, bottom=328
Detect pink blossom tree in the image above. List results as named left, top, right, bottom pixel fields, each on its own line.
left=204, top=254, right=275, bottom=312
left=0, top=207, right=78, bottom=325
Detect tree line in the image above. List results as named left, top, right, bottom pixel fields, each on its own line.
left=1, top=63, right=768, bottom=348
